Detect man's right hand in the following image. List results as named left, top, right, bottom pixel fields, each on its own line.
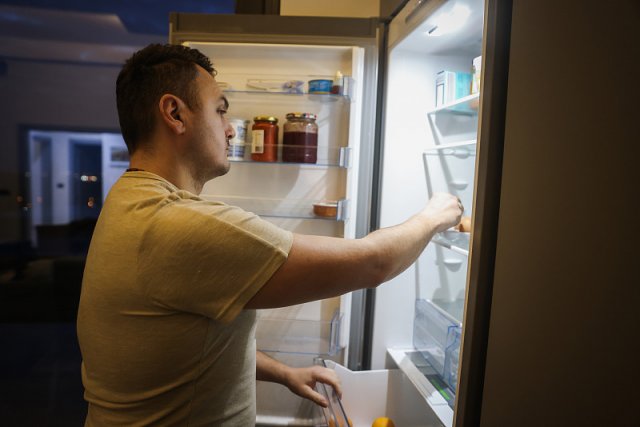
left=422, top=192, right=464, bottom=233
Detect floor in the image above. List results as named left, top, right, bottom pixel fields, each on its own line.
left=0, top=323, right=87, bottom=425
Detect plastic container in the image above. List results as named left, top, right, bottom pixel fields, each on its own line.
left=228, top=118, right=249, bottom=160
left=313, top=201, right=338, bottom=218
left=435, top=70, right=472, bottom=107
left=251, top=116, right=278, bottom=162
left=308, top=79, right=332, bottom=94
left=227, top=143, right=245, bottom=161
left=283, top=112, right=318, bottom=163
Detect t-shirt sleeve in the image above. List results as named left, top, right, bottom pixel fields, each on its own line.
left=136, top=201, right=293, bottom=323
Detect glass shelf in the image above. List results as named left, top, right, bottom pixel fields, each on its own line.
left=229, top=146, right=352, bottom=168
left=199, top=195, right=349, bottom=221
left=432, top=230, right=470, bottom=256
left=428, top=93, right=480, bottom=116
left=225, top=89, right=350, bottom=104
left=256, top=311, right=342, bottom=356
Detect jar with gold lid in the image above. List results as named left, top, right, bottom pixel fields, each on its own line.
left=251, top=116, right=278, bottom=162
left=282, top=112, right=318, bottom=164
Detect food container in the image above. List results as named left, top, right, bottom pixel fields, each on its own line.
left=308, top=79, right=332, bottom=94
left=251, top=116, right=278, bottom=162
left=313, top=201, right=338, bottom=218
left=228, top=118, right=249, bottom=160
left=471, top=55, right=482, bottom=94
left=283, top=112, right=318, bottom=164
left=435, top=70, right=472, bottom=107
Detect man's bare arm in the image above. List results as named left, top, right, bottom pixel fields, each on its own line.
left=246, top=192, right=462, bottom=309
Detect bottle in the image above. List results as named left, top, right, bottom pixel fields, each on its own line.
left=251, top=116, right=278, bottom=162
left=330, top=71, right=343, bottom=95
left=471, top=56, right=482, bottom=94
left=282, top=113, right=318, bottom=164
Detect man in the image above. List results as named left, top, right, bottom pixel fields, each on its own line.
left=77, top=44, right=462, bottom=426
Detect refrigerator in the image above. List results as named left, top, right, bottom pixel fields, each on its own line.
left=169, top=0, right=639, bottom=425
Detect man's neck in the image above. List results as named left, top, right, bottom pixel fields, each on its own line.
left=128, top=152, right=204, bottom=195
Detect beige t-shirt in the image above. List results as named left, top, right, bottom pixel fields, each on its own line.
left=77, top=171, right=293, bottom=426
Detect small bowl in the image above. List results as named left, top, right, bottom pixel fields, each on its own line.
left=313, top=201, right=338, bottom=218
left=308, top=79, right=332, bottom=94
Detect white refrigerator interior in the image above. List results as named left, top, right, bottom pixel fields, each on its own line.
left=184, top=40, right=366, bottom=425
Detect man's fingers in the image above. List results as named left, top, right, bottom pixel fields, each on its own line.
left=313, top=367, right=342, bottom=399
left=303, top=385, right=328, bottom=407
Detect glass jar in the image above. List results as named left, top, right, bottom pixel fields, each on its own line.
left=282, top=113, right=318, bottom=164
left=251, top=116, right=278, bottom=162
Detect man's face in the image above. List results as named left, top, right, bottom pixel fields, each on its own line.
left=186, top=66, right=234, bottom=181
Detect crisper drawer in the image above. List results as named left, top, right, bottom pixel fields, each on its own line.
left=257, top=356, right=444, bottom=427
left=318, top=361, right=445, bottom=427
left=256, top=352, right=342, bottom=427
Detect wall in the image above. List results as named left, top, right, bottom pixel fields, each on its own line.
left=0, top=58, right=121, bottom=241
left=280, top=0, right=380, bottom=18
left=0, top=5, right=163, bottom=243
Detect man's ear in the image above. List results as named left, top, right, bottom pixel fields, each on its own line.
left=158, top=94, right=187, bottom=135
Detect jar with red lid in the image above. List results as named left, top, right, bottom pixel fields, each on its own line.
left=251, top=116, right=278, bottom=162
left=282, top=112, right=318, bottom=164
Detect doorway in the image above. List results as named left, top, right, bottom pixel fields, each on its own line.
left=70, top=140, right=103, bottom=222
left=25, top=129, right=128, bottom=251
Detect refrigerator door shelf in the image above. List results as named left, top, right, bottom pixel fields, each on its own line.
left=199, top=195, right=349, bottom=221
left=423, top=140, right=476, bottom=155
left=385, top=349, right=454, bottom=426
left=427, top=94, right=480, bottom=146
left=432, top=230, right=470, bottom=256
left=427, top=92, right=479, bottom=116
left=411, top=298, right=463, bottom=409
left=422, top=148, right=476, bottom=219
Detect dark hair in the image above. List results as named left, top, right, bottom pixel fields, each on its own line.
left=116, top=44, right=216, bottom=153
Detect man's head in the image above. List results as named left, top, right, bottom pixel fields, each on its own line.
left=116, top=44, right=216, bottom=154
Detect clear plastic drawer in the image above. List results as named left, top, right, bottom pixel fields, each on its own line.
left=256, top=310, right=342, bottom=355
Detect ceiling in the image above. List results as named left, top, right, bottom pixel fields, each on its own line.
left=0, top=0, right=235, bottom=64
left=0, top=0, right=235, bottom=37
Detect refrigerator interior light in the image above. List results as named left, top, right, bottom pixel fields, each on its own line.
left=426, top=4, right=471, bottom=37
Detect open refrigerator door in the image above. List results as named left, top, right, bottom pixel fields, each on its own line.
left=372, top=0, right=485, bottom=425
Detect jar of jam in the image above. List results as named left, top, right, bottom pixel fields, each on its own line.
left=251, top=116, right=278, bottom=162
left=282, top=112, right=318, bottom=163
